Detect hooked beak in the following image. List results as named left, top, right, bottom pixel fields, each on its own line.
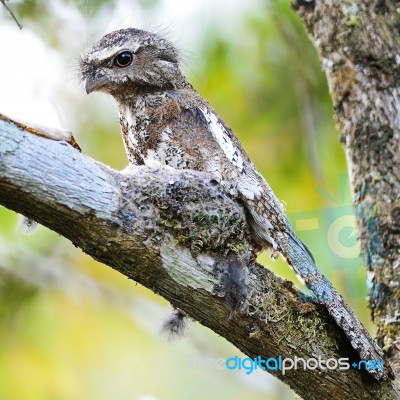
left=84, top=71, right=109, bottom=94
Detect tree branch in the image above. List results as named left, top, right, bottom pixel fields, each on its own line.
left=0, top=115, right=399, bottom=399
left=293, top=0, right=400, bottom=388
left=1, top=0, right=22, bottom=29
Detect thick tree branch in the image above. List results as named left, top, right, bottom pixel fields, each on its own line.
left=0, top=116, right=399, bottom=399
left=293, top=0, right=400, bottom=387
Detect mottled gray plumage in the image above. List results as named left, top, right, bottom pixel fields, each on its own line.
left=80, top=28, right=387, bottom=379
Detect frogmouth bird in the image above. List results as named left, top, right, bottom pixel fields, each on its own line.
left=80, top=28, right=387, bottom=379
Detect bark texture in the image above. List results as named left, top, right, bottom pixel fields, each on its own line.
left=293, top=0, right=400, bottom=385
left=1, top=116, right=399, bottom=399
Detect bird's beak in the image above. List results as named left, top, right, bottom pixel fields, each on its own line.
left=84, top=72, right=109, bottom=94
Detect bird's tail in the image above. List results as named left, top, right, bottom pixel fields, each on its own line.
left=285, top=230, right=388, bottom=380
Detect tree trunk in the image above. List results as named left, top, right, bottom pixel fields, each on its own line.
left=293, top=0, right=400, bottom=387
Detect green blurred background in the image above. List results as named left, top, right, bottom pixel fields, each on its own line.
left=0, top=0, right=369, bottom=399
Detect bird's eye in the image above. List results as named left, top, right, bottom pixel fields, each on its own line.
left=115, top=51, right=133, bottom=67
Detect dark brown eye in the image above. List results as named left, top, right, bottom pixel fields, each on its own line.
left=115, top=51, right=133, bottom=67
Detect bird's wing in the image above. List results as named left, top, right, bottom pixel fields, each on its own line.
left=197, top=105, right=288, bottom=251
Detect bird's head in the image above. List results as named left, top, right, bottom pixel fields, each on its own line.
left=80, top=28, right=187, bottom=99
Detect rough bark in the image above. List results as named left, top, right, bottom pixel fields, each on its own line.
left=1, top=114, right=399, bottom=399
left=293, top=0, right=400, bottom=387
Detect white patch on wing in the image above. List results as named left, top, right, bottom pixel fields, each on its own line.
left=200, top=108, right=264, bottom=201
left=200, top=108, right=244, bottom=172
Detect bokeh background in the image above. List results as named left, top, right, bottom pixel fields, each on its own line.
left=0, top=0, right=370, bottom=399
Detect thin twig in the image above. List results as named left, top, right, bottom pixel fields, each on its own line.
left=1, top=0, right=22, bottom=30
